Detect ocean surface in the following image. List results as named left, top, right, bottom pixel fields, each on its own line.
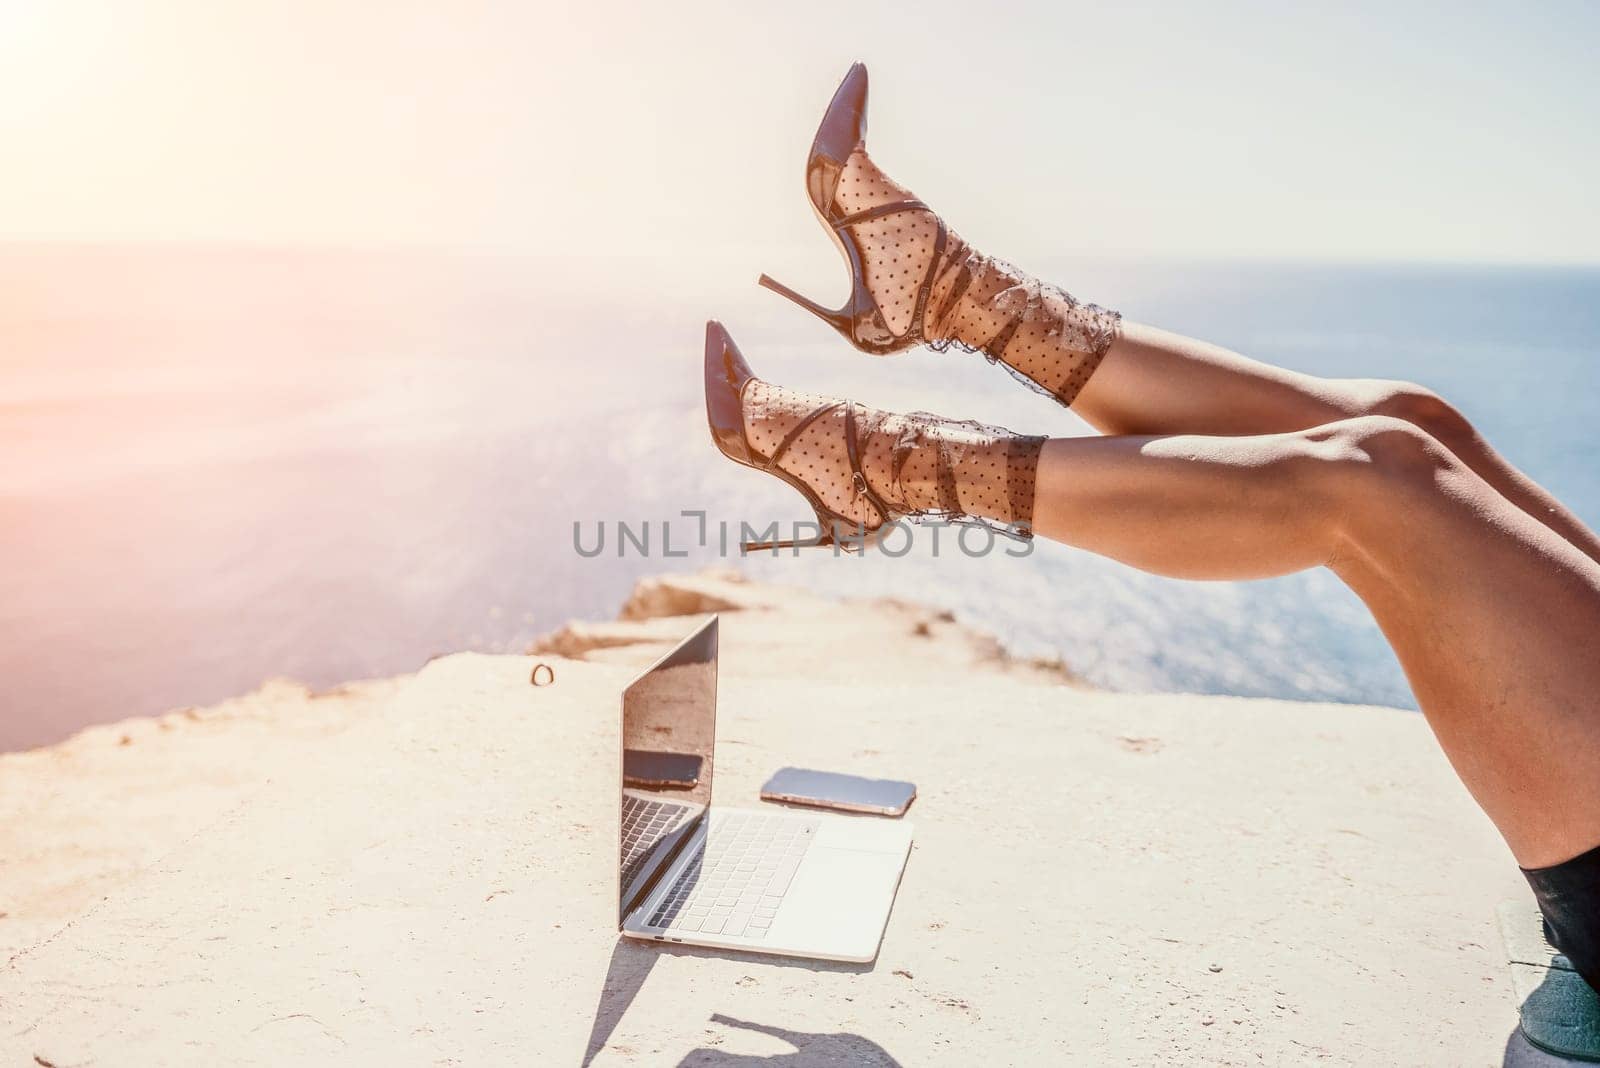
left=3, top=245, right=1597, bottom=751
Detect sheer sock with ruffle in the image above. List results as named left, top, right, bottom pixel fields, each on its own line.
left=742, top=380, right=1046, bottom=541
left=831, top=149, right=1122, bottom=408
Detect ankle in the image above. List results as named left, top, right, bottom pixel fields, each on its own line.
left=857, top=411, right=938, bottom=512
left=925, top=247, right=1124, bottom=409
left=924, top=238, right=987, bottom=347
left=864, top=412, right=1046, bottom=532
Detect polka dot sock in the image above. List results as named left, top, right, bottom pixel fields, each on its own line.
left=832, top=149, right=1122, bottom=408
left=741, top=379, right=1047, bottom=539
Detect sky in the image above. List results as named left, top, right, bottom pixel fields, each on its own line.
left=1, top=0, right=1597, bottom=266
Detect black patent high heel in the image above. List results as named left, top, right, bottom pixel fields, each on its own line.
left=757, top=62, right=947, bottom=356
left=703, top=320, right=892, bottom=553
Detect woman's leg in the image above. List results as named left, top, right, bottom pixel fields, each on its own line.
left=793, top=99, right=1600, bottom=564
left=1071, top=321, right=1600, bottom=565
left=726, top=364, right=1600, bottom=865
left=1021, top=415, right=1600, bottom=869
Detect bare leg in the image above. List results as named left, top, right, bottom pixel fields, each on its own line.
left=723, top=357, right=1600, bottom=865
left=1072, top=321, right=1600, bottom=565
left=793, top=112, right=1600, bottom=566
left=1023, top=415, right=1600, bottom=868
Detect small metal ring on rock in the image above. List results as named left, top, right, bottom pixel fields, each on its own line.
left=531, top=663, right=555, bottom=687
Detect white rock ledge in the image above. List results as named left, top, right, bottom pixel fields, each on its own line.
left=0, top=570, right=1544, bottom=1065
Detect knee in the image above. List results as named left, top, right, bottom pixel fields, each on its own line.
left=1306, top=414, right=1459, bottom=494
left=1361, top=381, right=1478, bottom=453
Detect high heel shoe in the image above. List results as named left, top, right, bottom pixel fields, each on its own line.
left=757, top=62, right=948, bottom=355
left=704, top=320, right=892, bottom=553
left=759, top=64, right=1122, bottom=412
left=705, top=321, right=1049, bottom=553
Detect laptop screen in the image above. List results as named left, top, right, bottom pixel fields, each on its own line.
left=617, top=615, right=717, bottom=926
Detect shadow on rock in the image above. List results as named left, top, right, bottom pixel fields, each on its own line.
left=582, top=939, right=660, bottom=1067
left=678, top=1013, right=901, bottom=1066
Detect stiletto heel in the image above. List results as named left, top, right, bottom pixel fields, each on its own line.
left=740, top=532, right=835, bottom=554
left=743, top=516, right=886, bottom=554
left=756, top=274, right=853, bottom=337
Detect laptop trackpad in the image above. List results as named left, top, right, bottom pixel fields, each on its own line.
left=811, top=815, right=914, bottom=854
left=766, top=843, right=910, bottom=963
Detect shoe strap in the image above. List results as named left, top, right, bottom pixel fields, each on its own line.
left=910, top=218, right=947, bottom=344
left=984, top=314, right=1024, bottom=361
left=833, top=199, right=948, bottom=347
left=762, top=401, right=841, bottom=470
left=843, top=402, right=892, bottom=525
left=934, top=434, right=962, bottom=515
left=929, top=254, right=973, bottom=330
left=832, top=199, right=931, bottom=230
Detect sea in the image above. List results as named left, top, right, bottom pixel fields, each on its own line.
left=3, top=244, right=1597, bottom=751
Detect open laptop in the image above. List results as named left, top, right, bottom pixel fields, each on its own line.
left=616, top=615, right=913, bottom=963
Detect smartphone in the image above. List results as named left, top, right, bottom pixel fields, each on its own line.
left=623, top=749, right=703, bottom=789
left=759, top=767, right=916, bottom=817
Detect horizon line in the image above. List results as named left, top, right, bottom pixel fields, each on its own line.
left=1, top=236, right=1597, bottom=273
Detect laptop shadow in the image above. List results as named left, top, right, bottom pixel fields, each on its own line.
left=581, top=938, right=881, bottom=1067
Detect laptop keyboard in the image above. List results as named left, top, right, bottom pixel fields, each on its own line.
left=621, top=794, right=692, bottom=888
left=647, top=810, right=819, bottom=939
